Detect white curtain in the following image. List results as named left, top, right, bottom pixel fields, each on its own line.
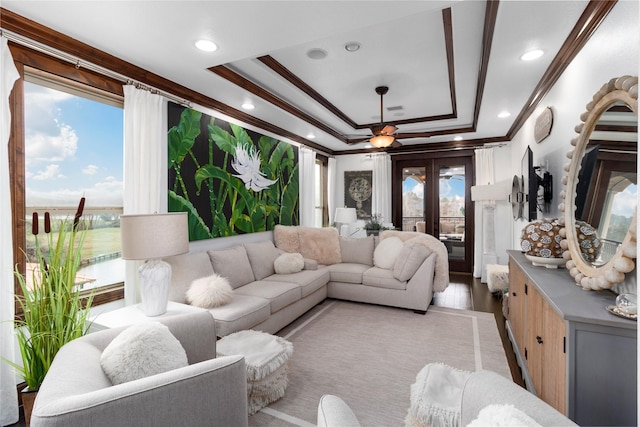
left=298, top=147, right=316, bottom=227
left=371, top=153, right=392, bottom=225
left=123, top=85, right=166, bottom=305
left=473, top=148, right=495, bottom=279
left=327, top=157, right=337, bottom=224
left=1, top=37, right=20, bottom=426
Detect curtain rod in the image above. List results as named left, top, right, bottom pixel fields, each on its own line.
left=0, top=28, right=191, bottom=107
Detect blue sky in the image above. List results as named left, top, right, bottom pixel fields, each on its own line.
left=402, top=175, right=465, bottom=200
left=24, top=81, right=123, bottom=208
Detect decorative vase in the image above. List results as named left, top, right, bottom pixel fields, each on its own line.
left=21, top=386, right=38, bottom=426
left=520, top=218, right=564, bottom=268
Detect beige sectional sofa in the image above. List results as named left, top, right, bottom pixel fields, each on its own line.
left=165, top=226, right=449, bottom=337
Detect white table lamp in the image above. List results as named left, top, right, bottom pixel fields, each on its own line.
left=120, top=212, right=189, bottom=316
left=335, top=207, right=357, bottom=237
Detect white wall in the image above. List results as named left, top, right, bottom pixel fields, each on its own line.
left=507, top=0, right=639, bottom=250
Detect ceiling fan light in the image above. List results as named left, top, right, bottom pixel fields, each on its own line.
left=370, top=135, right=395, bottom=148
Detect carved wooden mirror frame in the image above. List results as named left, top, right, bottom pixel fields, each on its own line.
left=559, top=75, right=638, bottom=290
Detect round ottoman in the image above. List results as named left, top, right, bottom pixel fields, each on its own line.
left=216, top=330, right=294, bottom=415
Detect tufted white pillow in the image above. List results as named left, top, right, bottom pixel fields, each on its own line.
left=274, top=252, right=305, bottom=274
left=186, top=273, right=233, bottom=308
left=373, top=236, right=404, bottom=269
left=100, top=322, right=188, bottom=385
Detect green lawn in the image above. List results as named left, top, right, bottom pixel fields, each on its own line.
left=26, top=227, right=121, bottom=262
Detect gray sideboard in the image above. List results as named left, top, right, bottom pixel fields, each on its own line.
left=506, top=250, right=637, bottom=426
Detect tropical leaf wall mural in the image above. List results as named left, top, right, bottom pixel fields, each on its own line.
left=167, top=102, right=299, bottom=240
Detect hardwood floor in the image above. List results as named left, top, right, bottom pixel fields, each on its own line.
left=438, top=272, right=525, bottom=387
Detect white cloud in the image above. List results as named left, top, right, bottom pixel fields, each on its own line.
left=411, top=182, right=424, bottom=198
left=440, top=179, right=452, bottom=197
left=32, top=164, right=64, bottom=181
left=611, top=185, right=637, bottom=218
left=26, top=124, right=78, bottom=164
left=83, top=164, right=99, bottom=175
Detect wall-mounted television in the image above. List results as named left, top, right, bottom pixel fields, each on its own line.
left=521, top=146, right=538, bottom=221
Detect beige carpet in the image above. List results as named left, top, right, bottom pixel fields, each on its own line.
left=249, top=300, right=511, bottom=427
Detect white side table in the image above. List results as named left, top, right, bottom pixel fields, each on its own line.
left=90, top=301, right=206, bottom=332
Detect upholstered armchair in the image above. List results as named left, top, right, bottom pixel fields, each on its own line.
left=30, top=311, right=248, bottom=427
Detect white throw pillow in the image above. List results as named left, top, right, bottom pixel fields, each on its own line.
left=186, top=273, right=233, bottom=308
left=467, top=404, right=541, bottom=427
left=373, top=236, right=404, bottom=269
left=100, top=322, right=188, bottom=385
left=274, top=252, right=305, bottom=274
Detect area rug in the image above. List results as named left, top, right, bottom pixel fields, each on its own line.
left=248, top=300, right=511, bottom=427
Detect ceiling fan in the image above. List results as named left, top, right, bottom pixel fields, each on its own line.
left=347, top=86, right=433, bottom=148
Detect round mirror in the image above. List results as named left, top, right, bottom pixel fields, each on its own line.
left=560, top=76, right=638, bottom=290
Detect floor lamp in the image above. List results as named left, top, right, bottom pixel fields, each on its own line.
left=471, top=182, right=509, bottom=282
left=120, top=212, right=189, bottom=316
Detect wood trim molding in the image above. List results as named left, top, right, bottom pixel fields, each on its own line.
left=443, top=8, right=457, bottom=118
left=472, top=0, right=500, bottom=131
left=506, top=0, right=618, bottom=139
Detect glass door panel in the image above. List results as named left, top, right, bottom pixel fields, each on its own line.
left=438, top=164, right=466, bottom=262
left=402, top=167, right=426, bottom=231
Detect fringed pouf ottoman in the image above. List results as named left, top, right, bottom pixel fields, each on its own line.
left=405, top=363, right=472, bottom=427
left=486, top=264, right=509, bottom=293
left=216, top=330, right=294, bottom=415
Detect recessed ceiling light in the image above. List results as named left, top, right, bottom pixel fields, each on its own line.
left=520, top=49, right=543, bottom=61
left=498, top=111, right=511, bottom=118
left=307, top=48, right=328, bottom=60
left=241, top=103, right=255, bottom=110
left=454, top=136, right=463, bottom=141
left=344, top=41, right=361, bottom=52
left=306, top=133, right=315, bottom=139
left=195, top=39, right=218, bottom=52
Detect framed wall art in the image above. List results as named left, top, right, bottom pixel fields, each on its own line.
left=344, top=170, right=372, bottom=220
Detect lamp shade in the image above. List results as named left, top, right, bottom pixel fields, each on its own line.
left=120, top=212, right=189, bottom=260
left=335, top=207, right=357, bottom=224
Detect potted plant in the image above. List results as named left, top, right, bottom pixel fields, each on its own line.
left=364, top=214, right=389, bottom=236
left=3, top=198, right=93, bottom=424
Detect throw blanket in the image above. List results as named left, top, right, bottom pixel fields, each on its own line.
left=381, top=230, right=450, bottom=293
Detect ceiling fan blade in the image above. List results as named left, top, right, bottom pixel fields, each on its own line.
left=390, top=139, right=402, bottom=148
left=346, top=136, right=372, bottom=144
left=394, top=131, right=432, bottom=139
left=382, top=124, right=397, bottom=135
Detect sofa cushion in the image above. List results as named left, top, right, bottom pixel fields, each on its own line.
left=244, top=240, right=282, bottom=280
left=326, top=263, right=371, bottom=284
left=263, top=269, right=330, bottom=298
left=208, top=246, right=255, bottom=289
left=393, top=243, right=431, bottom=281
left=100, top=322, right=188, bottom=385
left=165, top=251, right=215, bottom=304
left=468, top=405, right=542, bottom=427
left=273, top=224, right=300, bottom=253
left=234, top=281, right=301, bottom=313
left=362, top=267, right=407, bottom=290
left=298, top=226, right=342, bottom=265
left=373, top=236, right=404, bottom=269
left=274, top=253, right=305, bottom=274
left=208, top=294, right=271, bottom=337
left=186, top=273, right=233, bottom=308
left=340, top=236, right=374, bottom=266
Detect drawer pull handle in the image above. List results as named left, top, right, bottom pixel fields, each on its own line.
left=512, top=292, right=517, bottom=296
left=536, top=336, right=543, bottom=344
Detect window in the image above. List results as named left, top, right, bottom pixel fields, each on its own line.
left=14, top=63, right=125, bottom=305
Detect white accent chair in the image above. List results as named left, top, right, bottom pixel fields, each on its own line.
left=30, top=311, right=248, bottom=427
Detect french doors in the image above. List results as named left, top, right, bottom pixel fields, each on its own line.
left=393, top=154, right=473, bottom=273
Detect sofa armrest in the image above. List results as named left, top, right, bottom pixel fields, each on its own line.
left=460, top=371, right=577, bottom=426
left=32, top=355, right=248, bottom=427
left=317, top=394, right=361, bottom=427
left=403, top=253, right=437, bottom=311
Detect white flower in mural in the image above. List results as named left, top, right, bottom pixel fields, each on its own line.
left=232, top=144, right=277, bottom=192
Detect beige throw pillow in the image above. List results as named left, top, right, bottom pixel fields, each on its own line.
left=393, top=242, right=431, bottom=281
left=244, top=240, right=281, bottom=280
left=208, top=246, right=255, bottom=289
left=373, top=237, right=404, bottom=269
left=297, top=226, right=342, bottom=265
left=340, top=235, right=374, bottom=265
